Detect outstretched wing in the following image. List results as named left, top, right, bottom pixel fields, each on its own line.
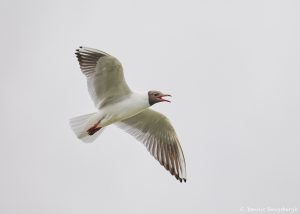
left=116, top=109, right=187, bottom=182
left=75, top=47, right=132, bottom=108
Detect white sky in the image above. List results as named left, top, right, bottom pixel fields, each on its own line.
left=0, top=0, right=299, bottom=213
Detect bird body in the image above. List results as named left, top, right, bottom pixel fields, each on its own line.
left=70, top=47, right=187, bottom=182
left=96, top=92, right=150, bottom=127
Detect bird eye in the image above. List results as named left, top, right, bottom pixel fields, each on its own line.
left=154, top=93, right=159, bottom=96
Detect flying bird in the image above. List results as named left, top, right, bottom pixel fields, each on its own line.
left=69, top=47, right=186, bottom=182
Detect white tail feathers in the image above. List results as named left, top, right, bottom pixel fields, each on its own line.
left=69, top=112, right=105, bottom=143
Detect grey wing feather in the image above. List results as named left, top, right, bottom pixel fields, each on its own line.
left=75, top=47, right=131, bottom=108
left=116, top=109, right=187, bottom=182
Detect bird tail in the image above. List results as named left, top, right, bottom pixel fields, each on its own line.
left=69, top=112, right=105, bottom=143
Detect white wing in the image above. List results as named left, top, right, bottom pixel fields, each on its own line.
left=75, top=47, right=132, bottom=108
left=116, top=109, right=187, bottom=182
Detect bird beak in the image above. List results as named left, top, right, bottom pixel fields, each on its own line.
left=159, top=94, right=172, bottom=102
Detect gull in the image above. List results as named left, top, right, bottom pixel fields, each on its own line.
left=69, top=47, right=186, bottom=182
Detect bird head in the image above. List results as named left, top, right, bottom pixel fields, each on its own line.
left=148, top=90, right=172, bottom=106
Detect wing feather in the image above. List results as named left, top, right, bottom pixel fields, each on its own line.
left=75, top=47, right=131, bottom=108
left=116, top=109, right=187, bottom=182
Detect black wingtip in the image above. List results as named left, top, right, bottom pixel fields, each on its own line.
left=178, top=178, right=187, bottom=183
left=177, top=178, right=186, bottom=183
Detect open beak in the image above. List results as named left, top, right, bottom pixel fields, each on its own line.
left=159, top=94, right=172, bottom=102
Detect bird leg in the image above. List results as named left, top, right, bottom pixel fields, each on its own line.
left=87, top=120, right=102, bottom=135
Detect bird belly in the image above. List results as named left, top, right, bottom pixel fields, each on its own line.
left=100, top=95, right=149, bottom=126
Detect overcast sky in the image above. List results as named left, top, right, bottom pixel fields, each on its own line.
left=0, top=0, right=299, bottom=214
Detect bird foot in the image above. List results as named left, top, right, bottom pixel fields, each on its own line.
left=87, top=121, right=102, bottom=135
